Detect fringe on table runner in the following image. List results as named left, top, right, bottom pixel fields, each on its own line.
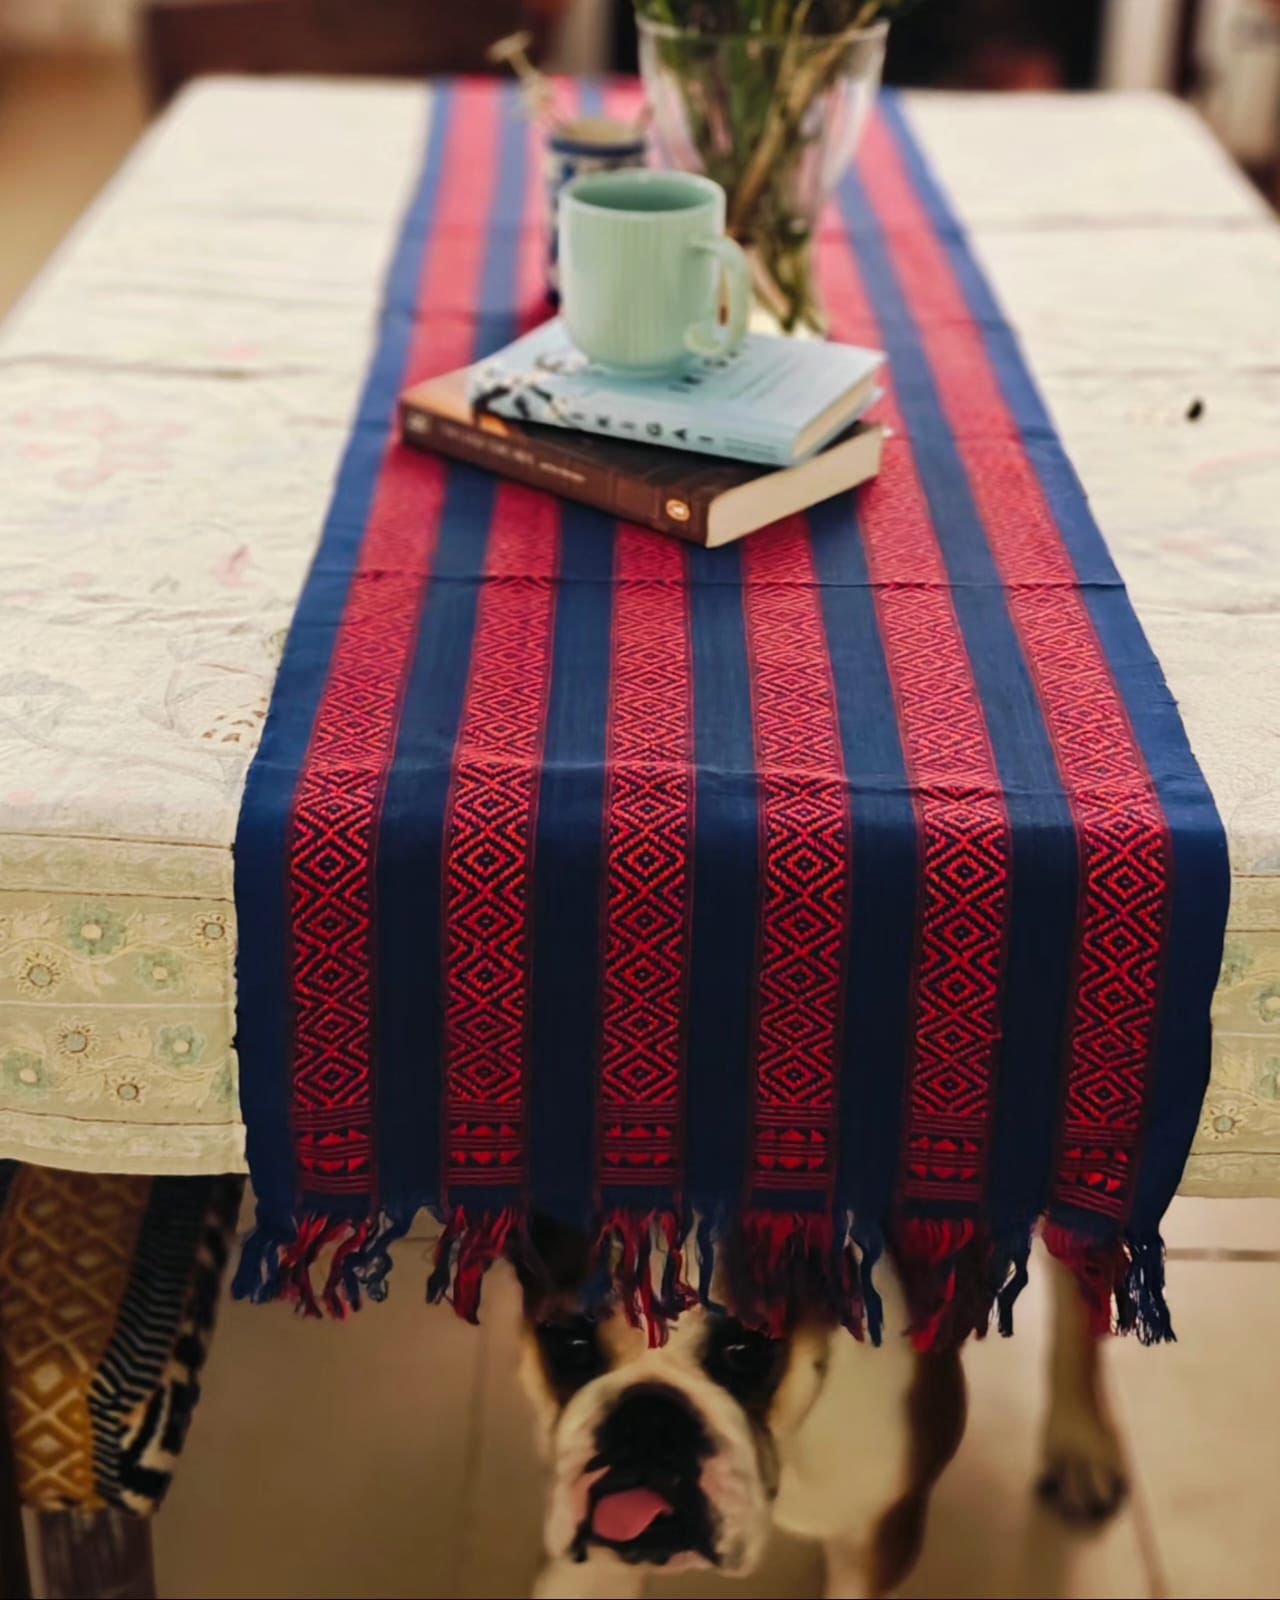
left=232, top=1205, right=1175, bottom=1351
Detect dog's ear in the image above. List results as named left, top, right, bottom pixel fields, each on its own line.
left=512, top=1213, right=593, bottom=1319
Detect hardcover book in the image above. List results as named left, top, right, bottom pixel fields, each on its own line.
left=399, top=366, right=884, bottom=547
left=466, top=318, right=884, bottom=468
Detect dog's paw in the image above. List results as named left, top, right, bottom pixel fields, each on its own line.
left=1037, top=1411, right=1128, bottom=1523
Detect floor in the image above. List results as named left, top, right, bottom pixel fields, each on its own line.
left=151, top=1196, right=1280, bottom=1599
left=0, top=51, right=147, bottom=319
left=5, top=46, right=1280, bottom=1600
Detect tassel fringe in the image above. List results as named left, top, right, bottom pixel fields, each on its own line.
left=233, top=1204, right=1175, bottom=1351
left=1041, top=1223, right=1174, bottom=1346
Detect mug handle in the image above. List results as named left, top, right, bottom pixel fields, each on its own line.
left=684, top=236, right=751, bottom=360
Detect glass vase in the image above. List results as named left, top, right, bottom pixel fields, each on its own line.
left=637, top=16, right=887, bottom=335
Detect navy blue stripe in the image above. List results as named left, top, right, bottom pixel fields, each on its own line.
left=235, top=91, right=452, bottom=1229
left=527, top=509, right=617, bottom=1225
left=524, top=80, right=620, bottom=1224
left=577, top=80, right=606, bottom=118
left=809, top=498, right=918, bottom=1230
left=882, top=97, right=1230, bottom=1233
left=374, top=89, right=531, bottom=1216
left=684, top=548, right=760, bottom=1217
left=372, top=468, right=500, bottom=1215
left=839, top=162, right=1080, bottom=1235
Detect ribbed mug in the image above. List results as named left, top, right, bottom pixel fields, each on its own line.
left=558, top=169, right=750, bottom=375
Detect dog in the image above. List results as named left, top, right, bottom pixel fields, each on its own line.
left=516, top=1224, right=1128, bottom=1599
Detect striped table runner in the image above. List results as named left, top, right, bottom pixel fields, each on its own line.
left=232, top=82, right=1228, bottom=1348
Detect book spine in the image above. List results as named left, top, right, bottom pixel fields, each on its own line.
left=398, top=403, right=710, bottom=544
left=482, top=391, right=788, bottom=468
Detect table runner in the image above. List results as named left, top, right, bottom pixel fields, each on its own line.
left=231, top=81, right=1229, bottom=1347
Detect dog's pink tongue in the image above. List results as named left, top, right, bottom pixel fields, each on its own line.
left=592, top=1488, right=673, bottom=1544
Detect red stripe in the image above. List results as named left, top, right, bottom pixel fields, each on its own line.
left=598, top=529, right=693, bottom=1188
left=820, top=213, right=1013, bottom=1210
left=438, top=83, right=573, bottom=1191
left=403, top=82, right=507, bottom=388
left=286, top=85, right=504, bottom=1197
left=742, top=522, right=851, bottom=1196
left=602, top=79, right=646, bottom=123
left=860, top=113, right=1171, bottom=1219
left=517, top=90, right=555, bottom=330
left=442, top=485, right=561, bottom=1187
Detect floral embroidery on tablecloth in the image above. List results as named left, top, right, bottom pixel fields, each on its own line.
left=0, top=888, right=239, bottom=1165
left=1183, top=926, right=1280, bottom=1194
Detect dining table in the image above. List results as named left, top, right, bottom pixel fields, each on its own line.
left=1, top=71, right=1278, bottom=1595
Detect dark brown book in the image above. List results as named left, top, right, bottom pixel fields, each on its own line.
left=399, top=368, right=883, bottom=547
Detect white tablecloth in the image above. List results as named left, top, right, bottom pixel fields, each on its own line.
left=1, top=80, right=1277, bottom=1193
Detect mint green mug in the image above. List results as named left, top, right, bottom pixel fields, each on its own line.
left=558, top=169, right=751, bottom=374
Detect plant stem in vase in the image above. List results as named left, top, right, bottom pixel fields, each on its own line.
left=635, top=1, right=910, bottom=335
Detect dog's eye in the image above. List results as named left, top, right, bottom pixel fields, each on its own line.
left=718, top=1334, right=774, bottom=1379
left=704, top=1319, right=785, bottom=1402
left=536, top=1314, right=605, bottom=1392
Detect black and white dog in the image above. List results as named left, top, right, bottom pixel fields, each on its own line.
left=516, top=1229, right=1126, bottom=1599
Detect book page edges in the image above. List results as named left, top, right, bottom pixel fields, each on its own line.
left=706, top=424, right=885, bottom=548
left=794, top=372, right=881, bottom=460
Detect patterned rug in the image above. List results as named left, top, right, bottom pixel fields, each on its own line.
left=0, top=1164, right=241, bottom=1513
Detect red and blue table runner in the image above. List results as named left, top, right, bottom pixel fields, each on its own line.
left=232, top=81, right=1229, bottom=1348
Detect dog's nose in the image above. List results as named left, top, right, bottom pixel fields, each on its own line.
left=596, top=1383, right=711, bottom=1468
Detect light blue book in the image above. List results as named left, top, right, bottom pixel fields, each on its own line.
left=467, top=318, right=884, bottom=469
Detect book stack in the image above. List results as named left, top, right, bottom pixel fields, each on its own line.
left=399, top=320, right=885, bottom=547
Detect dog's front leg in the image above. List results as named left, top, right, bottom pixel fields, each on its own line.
left=822, top=1536, right=871, bottom=1599
left=532, top=1554, right=646, bottom=1599
left=1038, top=1247, right=1128, bottom=1521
